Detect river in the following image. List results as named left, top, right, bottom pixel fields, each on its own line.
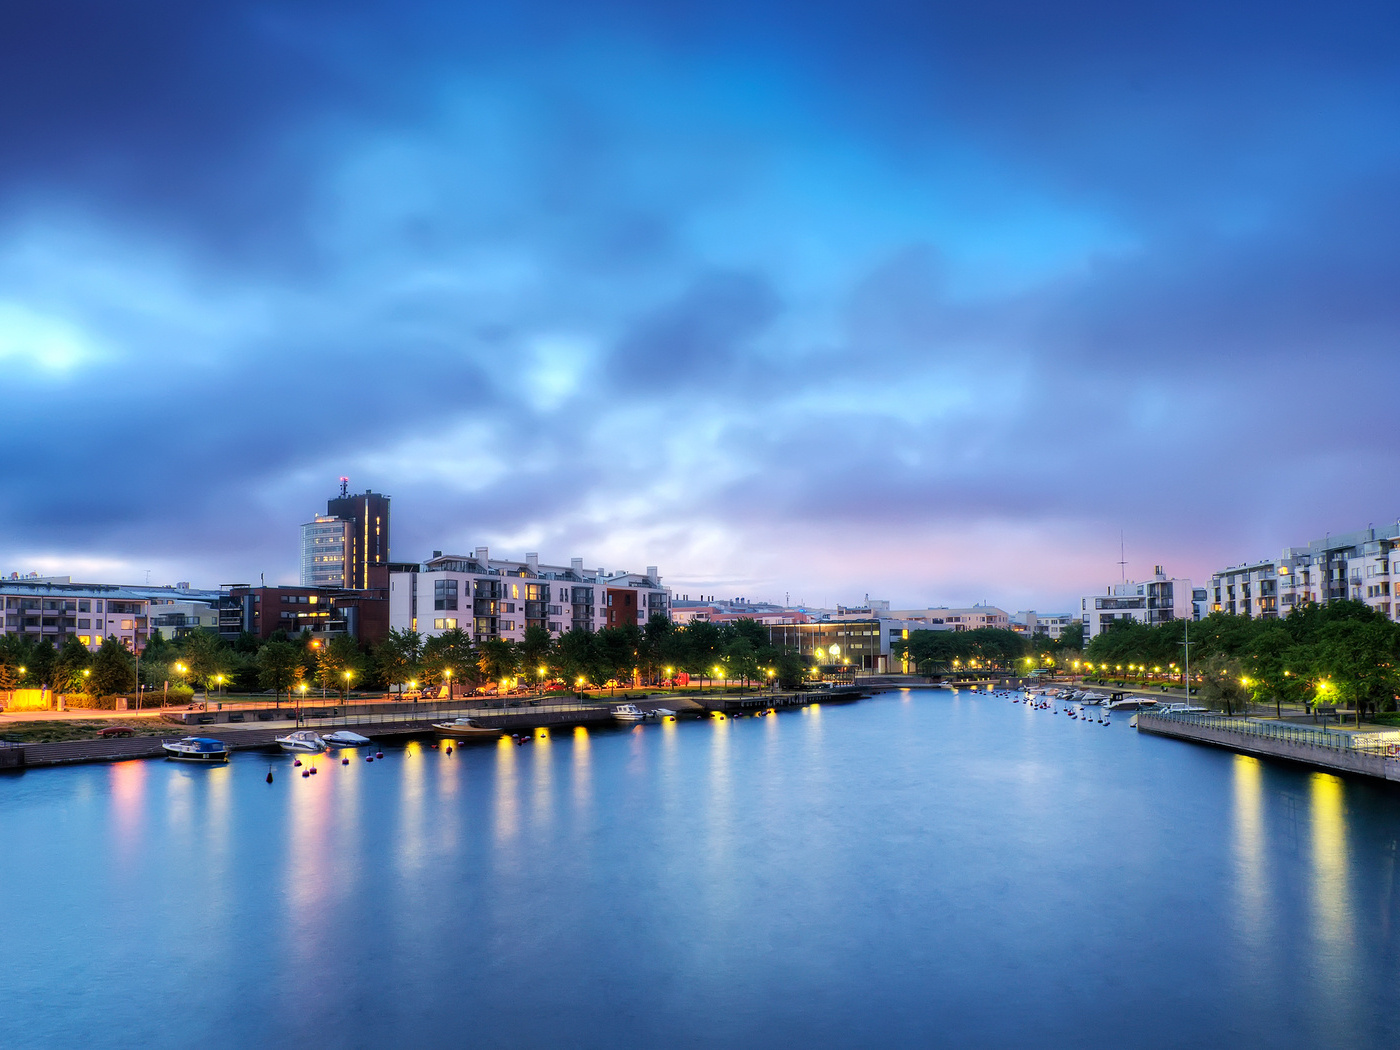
left=2, top=688, right=1398, bottom=1048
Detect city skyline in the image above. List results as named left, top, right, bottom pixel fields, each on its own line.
left=3, top=2, right=1399, bottom=610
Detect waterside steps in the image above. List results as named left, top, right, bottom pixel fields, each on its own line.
left=1136, top=709, right=1400, bottom=783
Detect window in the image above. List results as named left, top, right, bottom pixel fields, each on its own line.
left=548, top=622, right=560, bottom=632
left=78, top=635, right=91, bottom=646
left=120, top=619, right=134, bottom=630
left=434, top=578, right=459, bottom=611
left=512, top=584, right=520, bottom=600
left=78, top=618, right=90, bottom=629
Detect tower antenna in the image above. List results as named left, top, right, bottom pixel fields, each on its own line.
left=339, top=476, right=349, bottom=499
left=1119, top=531, right=1127, bottom=582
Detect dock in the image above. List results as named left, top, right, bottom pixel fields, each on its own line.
left=1136, top=709, right=1400, bottom=783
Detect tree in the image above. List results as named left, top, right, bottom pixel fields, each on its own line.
left=1315, top=619, right=1399, bottom=726
left=1195, top=654, right=1248, bottom=716
left=0, top=661, right=19, bottom=703
left=53, top=636, right=93, bottom=694
left=89, top=637, right=136, bottom=698
left=519, top=625, right=553, bottom=685
left=477, top=638, right=519, bottom=685
left=726, top=635, right=760, bottom=687
left=376, top=627, right=423, bottom=693
left=554, top=629, right=597, bottom=691
left=316, top=634, right=363, bottom=699
left=422, top=628, right=475, bottom=698
left=181, top=630, right=230, bottom=695
left=257, top=640, right=301, bottom=703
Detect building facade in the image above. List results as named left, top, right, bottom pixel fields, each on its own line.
left=218, top=583, right=390, bottom=645
left=300, top=482, right=392, bottom=589
left=1210, top=524, right=1400, bottom=622
left=390, top=550, right=670, bottom=644
left=1080, top=567, right=1194, bottom=640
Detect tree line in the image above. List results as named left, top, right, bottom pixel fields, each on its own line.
left=0, top=616, right=814, bottom=704
left=1083, top=600, right=1400, bottom=721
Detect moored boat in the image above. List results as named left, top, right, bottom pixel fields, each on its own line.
left=163, top=737, right=229, bottom=763
left=645, top=707, right=677, bottom=721
left=275, top=730, right=327, bottom=754
left=324, top=730, right=372, bottom=747
left=612, top=703, right=646, bottom=722
left=431, top=717, right=501, bottom=738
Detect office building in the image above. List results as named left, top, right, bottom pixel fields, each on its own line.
left=300, top=480, right=391, bottom=589
left=1080, top=567, right=1194, bottom=640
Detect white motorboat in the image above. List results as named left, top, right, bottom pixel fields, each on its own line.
left=645, top=707, right=677, bottom=721
left=162, top=737, right=229, bottom=763
left=430, top=717, right=501, bottom=738
left=275, top=730, right=327, bottom=754
left=612, top=703, right=646, bottom=722
left=324, top=730, right=372, bottom=747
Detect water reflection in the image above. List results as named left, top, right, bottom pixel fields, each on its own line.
left=1231, top=756, right=1268, bottom=953
left=397, top=740, right=427, bottom=875
left=572, top=727, right=592, bottom=812
left=531, top=728, right=554, bottom=829
left=1309, top=772, right=1354, bottom=993
left=493, top=735, right=520, bottom=846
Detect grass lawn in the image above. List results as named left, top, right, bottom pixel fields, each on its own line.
left=0, top=720, right=179, bottom=744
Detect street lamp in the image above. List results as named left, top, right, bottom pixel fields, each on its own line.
left=342, top=669, right=353, bottom=704
left=665, top=666, right=674, bottom=692
left=298, top=681, right=308, bottom=724
left=444, top=667, right=453, bottom=703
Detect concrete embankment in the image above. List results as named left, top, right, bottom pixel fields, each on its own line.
left=1136, top=711, right=1400, bottom=783
left=0, top=697, right=708, bottom=770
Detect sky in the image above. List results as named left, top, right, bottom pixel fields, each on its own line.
left=2, top=1, right=1399, bottom=611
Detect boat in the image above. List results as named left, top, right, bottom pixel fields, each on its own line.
left=430, top=717, right=501, bottom=738
left=612, top=703, right=646, bottom=722
left=1104, top=697, right=1157, bottom=712
left=275, top=730, right=327, bottom=754
left=324, top=730, right=372, bottom=747
left=645, top=707, right=677, bottom=721
left=162, top=737, right=229, bottom=763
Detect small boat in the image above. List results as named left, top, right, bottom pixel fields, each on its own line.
left=163, top=737, right=229, bottom=763
left=324, top=730, right=372, bottom=747
left=275, top=730, right=327, bottom=754
left=644, top=707, right=677, bottom=721
left=612, top=703, right=646, bottom=722
left=430, top=717, right=501, bottom=738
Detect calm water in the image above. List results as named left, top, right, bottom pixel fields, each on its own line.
left=4, top=689, right=1400, bottom=1049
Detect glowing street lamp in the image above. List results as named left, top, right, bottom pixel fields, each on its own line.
left=444, top=667, right=453, bottom=703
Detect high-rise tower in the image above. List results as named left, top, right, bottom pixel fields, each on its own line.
left=300, top=478, right=391, bottom=589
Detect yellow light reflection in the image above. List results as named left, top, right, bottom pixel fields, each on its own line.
left=531, top=727, right=554, bottom=827
left=493, top=734, right=520, bottom=845
left=572, top=726, right=592, bottom=811
left=1309, top=772, right=1355, bottom=990
left=1231, top=756, right=1267, bottom=950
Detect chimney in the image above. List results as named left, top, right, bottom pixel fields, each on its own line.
left=526, top=552, right=539, bottom=572
left=475, top=546, right=489, bottom=564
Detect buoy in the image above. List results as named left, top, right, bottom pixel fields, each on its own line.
left=302, top=770, right=310, bottom=778
left=375, top=752, right=383, bottom=759
left=310, top=766, right=318, bottom=775
left=294, top=758, right=302, bottom=767
left=342, top=757, right=349, bottom=765
left=446, top=746, right=454, bottom=755
left=266, top=767, right=274, bottom=784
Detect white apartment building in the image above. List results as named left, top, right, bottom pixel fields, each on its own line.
left=300, top=515, right=349, bottom=587
left=1211, top=524, right=1400, bottom=622
left=1013, top=611, right=1077, bottom=641
left=1, top=580, right=149, bottom=652
left=880, top=606, right=1011, bottom=631
left=390, top=549, right=671, bottom=644
left=1080, top=567, right=1193, bottom=639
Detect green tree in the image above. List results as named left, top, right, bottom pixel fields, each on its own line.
left=376, top=627, right=423, bottom=693
left=422, top=628, right=475, bottom=698
left=725, top=635, right=760, bottom=687
left=477, top=638, right=520, bottom=685
left=1196, top=654, right=1248, bottom=716
left=89, top=637, right=136, bottom=697
left=53, top=636, right=93, bottom=694
left=554, top=629, right=597, bottom=691
left=317, top=634, right=364, bottom=699
left=1315, top=619, right=1399, bottom=726
left=181, top=630, right=231, bottom=696
left=257, top=640, right=301, bottom=703
left=519, top=625, right=554, bottom=686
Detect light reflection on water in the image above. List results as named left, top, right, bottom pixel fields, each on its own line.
left=4, top=690, right=1400, bottom=1050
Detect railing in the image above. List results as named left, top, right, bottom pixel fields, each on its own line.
left=1143, top=710, right=1400, bottom=755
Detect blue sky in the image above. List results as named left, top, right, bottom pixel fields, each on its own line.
left=3, top=1, right=1399, bottom=609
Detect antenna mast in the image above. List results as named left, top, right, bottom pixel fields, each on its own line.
left=339, top=476, right=349, bottom=499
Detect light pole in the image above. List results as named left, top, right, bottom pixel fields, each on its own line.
left=298, top=682, right=308, bottom=725
left=342, top=670, right=353, bottom=705
left=444, top=667, right=453, bottom=703
left=665, top=667, right=674, bottom=693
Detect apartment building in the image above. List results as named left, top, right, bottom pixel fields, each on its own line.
left=1210, top=524, right=1400, bottom=622
left=390, top=549, right=671, bottom=644
left=1012, top=611, right=1077, bottom=640
left=1080, top=567, right=1194, bottom=640
left=217, top=583, right=390, bottom=644
left=1, top=579, right=150, bottom=652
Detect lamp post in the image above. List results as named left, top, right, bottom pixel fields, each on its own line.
left=342, top=669, right=353, bottom=705
left=298, top=681, right=308, bottom=725
left=444, top=667, right=453, bottom=703
left=665, top=666, right=674, bottom=693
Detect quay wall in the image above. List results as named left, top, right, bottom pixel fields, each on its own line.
left=1136, top=712, right=1400, bottom=783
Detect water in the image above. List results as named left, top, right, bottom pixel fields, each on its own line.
left=3, top=689, right=1400, bottom=1049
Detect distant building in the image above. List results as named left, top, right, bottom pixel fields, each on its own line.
left=218, top=583, right=389, bottom=645
left=300, top=480, right=391, bottom=589
left=1210, top=524, right=1400, bottom=622
left=0, top=577, right=220, bottom=652
left=1080, top=567, right=1193, bottom=640
left=391, top=550, right=670, bottom=644
left=1012, top=611, right=1076, bottom=641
